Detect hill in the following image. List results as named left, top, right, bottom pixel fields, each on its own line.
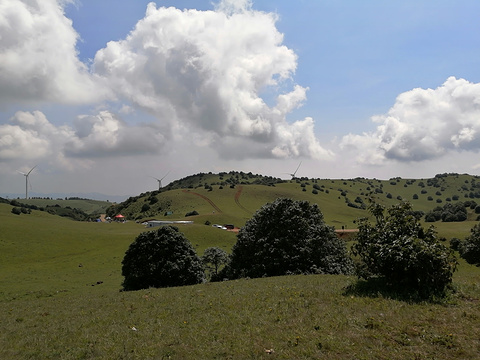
left=2, top=197, right=112, bottom=221
left=2, top=174, right=480, bottom=359
left=105, top=171, right=480, bottom=239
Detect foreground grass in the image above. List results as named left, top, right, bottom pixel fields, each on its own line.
left=2, top=200, right=480, bottom=359
left=2, top=267, right=480, bottom=359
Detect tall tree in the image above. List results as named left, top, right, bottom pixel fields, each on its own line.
left=122, top=226, right=204, bottom=291
left=224, top=198, right=353, bottom=279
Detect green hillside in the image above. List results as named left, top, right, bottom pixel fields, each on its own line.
left=2, top=172, right=480, bottom=359
left=106, top=172, right=480, bottom=239
left=18, top=197, right=111, bottom=216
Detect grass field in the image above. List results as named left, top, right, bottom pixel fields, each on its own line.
left=2, top=173, right=480, bottom=358
left=18, top=198, right=111, bottom=216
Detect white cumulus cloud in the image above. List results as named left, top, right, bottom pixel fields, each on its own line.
left=0, top=110, right=166, bottom=167
left=341, top=77, right=480, bottom=164
left=0, top=0, right=109, bottom=106
left=93, top=1, right=329, bottom=160
left=0, top=111, right=71, bottom=161
left=65, top=111, right=166, bottom=158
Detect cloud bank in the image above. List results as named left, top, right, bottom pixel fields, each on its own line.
left=0, top=0, right=108, bottom=105
left=0, top=110, right=165, bottom=168
left=341, top=77, right=480, bottom=165
left=1, top=0, right=479, bottom=193
left=0, top=0, right=331, bottom=163
left=92, top=2, right=331, bottom=160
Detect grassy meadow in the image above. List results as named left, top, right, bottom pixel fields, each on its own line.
left=2, top=172, right=480, bottom=358
left=19, top=198, right=112, bottom=217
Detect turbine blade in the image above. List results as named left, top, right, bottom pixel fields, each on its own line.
left=293, top=161, right=302, bottom=176
left=160, top=171, right=170, bottom=181
left=26, top=165, right=37, bottom=176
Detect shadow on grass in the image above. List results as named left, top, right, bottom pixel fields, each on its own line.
left=343, top=278, right=454, bottom=304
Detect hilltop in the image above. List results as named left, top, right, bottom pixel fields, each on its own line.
left=105, top=171, right=480, bottom=239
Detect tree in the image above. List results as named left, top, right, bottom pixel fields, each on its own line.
left=353, top=202, right=457, bottom=298
left=459, top=223, right=480, bottom=266
left=121, top=226, right=204, bottom=291
left=202, top=247, right=229, bottom=279
left=223, top=198, right=353, bottom=279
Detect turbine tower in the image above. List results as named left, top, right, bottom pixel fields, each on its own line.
left=151, top=171, right=170, bottom=190
left=286, top=161, right=302, bottom=180
left=17, top=165, right=37, bottom=199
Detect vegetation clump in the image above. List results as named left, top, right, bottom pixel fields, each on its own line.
left=425, top=202, right=467, bottom=222
left=121, top=226, right=204, bottom=291
left=353, top=202, right=457, bottom=299
left=201, top=247, right=229, bottom=280
left=222, top=198, right=354, bottom=279
left=459, top=223, right=480, bottom=266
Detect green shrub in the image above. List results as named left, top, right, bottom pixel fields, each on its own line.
left=121, top=226, right=204, bottom=291
left=202, top=247, right=229, bottom=280
left=223, top=198, right=353, bottom=279
left=353, top=202, right=457, bottom=298
left=449, top=237, right=462, bottom=251
left=459, top=223, right=480, bottom=266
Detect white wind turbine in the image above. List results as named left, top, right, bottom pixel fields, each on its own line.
left=151, top=171, right=170, bottom=190
left=17, top=165, right=37, bottom=199
left=286, top=161, right=302, bottom=180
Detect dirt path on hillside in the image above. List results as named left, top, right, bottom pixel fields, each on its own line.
left=234, top=186, right=251, bottom=214
left=182, top=190, right=222, bottom=213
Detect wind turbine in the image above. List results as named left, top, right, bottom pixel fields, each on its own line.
left=286, top=161, right=302, bottom=180
left=17, top=165, right=37, bottom=199
left=151, top=171, right=170, bottom=190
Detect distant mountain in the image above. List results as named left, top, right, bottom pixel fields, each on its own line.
left=0, top=192, right=130, bottom=203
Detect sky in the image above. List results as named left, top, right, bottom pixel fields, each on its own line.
left=1, top=0, right=480, bottom=198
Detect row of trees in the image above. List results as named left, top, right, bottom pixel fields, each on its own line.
left=122, top=198, right=471, bottom=299
left=122, top=198, right=353, bottom=290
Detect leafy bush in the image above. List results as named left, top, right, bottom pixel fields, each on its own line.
left=459, top=223, right=480, bottom=266
left=202, top=247, right=229, bottom=280
left=353, top=202, right=457, bottom=298
left=185, top=210, right=199, bottom=217
left=424, top=202, right=467, bottom=223
left=222, top=198, right=353, bottom=279
left=449, top=237, right=462, bottom=251
left=11, top=207, right=21, bottom=215
left=121, top=226, right=204, bottom=291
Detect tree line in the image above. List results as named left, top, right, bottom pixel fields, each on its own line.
left=121, top=198, right=479, bottom=301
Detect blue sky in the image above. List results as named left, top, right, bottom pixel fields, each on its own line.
left=1, top=0, right=480, bottom=197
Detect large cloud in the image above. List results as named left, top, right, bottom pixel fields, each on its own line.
left=341, top=77, right=480, bottom=164
left=0, top=110, right=166, bottom=166
left=93, top=1, right=330, bottom=160
left=64, top=111, right=166, bottom=158
left=0, top=0, right=108, bottom=105
left=0, top=111, right=62, bottom=160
